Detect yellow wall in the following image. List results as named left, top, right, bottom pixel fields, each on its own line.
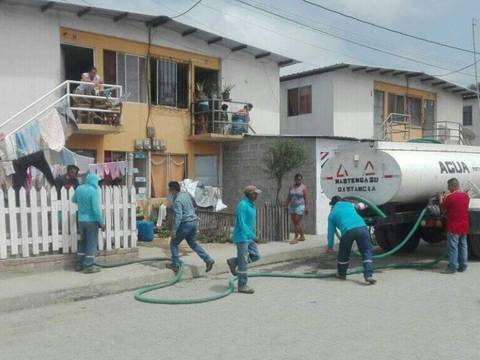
left=61, top=27, right=220, bottom=176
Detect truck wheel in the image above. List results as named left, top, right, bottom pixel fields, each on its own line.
left=468, top=234, right=480, bottom=259
left=395, top=224, right=420, bottom=253
left=373, top=227, right=392, bottom=251
left=374, top=225, right=420, bottom=253
left=419, top=228, right=446, bottom=244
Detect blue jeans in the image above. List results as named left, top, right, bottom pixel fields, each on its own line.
left=447, top=233, right=468, bottom=272
left=170, top=221, right=212, bottom=268
left=233, top=240, right=261, bottom=288
left=76, top=222, right=99, bottom=270
left=338, top=226, right=373, bottom=278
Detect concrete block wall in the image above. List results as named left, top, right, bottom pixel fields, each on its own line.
left=222, top=136, right=317, bottom=234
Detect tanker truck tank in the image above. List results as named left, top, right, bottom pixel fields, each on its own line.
left=321, top=141, right=480, bottom=206
left=320, top=141, right=480, bottom=257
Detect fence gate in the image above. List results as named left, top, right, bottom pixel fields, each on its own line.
left=256, top=203, right=290, bottom=242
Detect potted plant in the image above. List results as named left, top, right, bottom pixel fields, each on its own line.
left=221, top=83, right=235, bottom=100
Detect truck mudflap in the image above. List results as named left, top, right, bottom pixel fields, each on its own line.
left=468, top=210, right=480, bottom=259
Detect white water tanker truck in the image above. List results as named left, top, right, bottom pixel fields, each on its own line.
left=321, top=141, right=480, bottom=257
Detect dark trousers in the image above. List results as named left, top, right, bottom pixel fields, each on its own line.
left=337, top=226, right=373, bottom=278
left=12, top=151, right=54, bottom=191
left=76, top=222, right=99, bottom=269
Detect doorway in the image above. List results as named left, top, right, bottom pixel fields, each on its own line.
left=194, top=67, right=219, bottom=97
left=61, top=44, right=94, bottom=91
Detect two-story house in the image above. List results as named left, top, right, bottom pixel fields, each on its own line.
left=280, top=63, right=477, bottom=144
left=0, top=0, right=297, bottom=199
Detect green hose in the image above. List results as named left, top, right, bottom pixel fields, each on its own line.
left=94, top=196, right=443, bottom=305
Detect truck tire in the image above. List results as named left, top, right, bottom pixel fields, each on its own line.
left=419, top=228, right=445, bottom=244
left=468, top=234, right=480, bottom=259
left=373, top=227, right=391, bottom=251
left=374, top=224, right=420, bottom=253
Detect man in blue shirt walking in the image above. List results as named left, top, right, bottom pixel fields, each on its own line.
left=227, top=185, right=262, bottom=294
left=327, top=196, right=376, bottom=285
left=166, top=181, right=215, bottom=274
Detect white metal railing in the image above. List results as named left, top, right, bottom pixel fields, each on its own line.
left=0, top=80, right=123, bottom=138
left=382, top=113, right=411, bottom=141
left=424, top=121, right=470, bottom=145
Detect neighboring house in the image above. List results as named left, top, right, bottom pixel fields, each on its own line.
left=0, top=0, right=297, bottom=199
left=462, top=97, right=480, bottom=145
left=280, top=63, right=478, bottom=143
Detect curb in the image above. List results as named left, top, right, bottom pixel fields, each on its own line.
left=0, top=245, right=322, bottom=313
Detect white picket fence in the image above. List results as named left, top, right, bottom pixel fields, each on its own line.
left=0, top=186, right=137, bottom=259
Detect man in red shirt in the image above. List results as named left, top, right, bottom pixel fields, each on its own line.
left=440, top=178, right=470, bottom=274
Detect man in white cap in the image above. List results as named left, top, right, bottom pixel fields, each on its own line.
left=227, top=185, right=262, bottom=294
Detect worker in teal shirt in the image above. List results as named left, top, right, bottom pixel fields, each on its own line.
left=72, top=173, right=105, bottom=274
left=327, top=196, right=376, bottom=285
left=227, top=185, right=262, bottom=294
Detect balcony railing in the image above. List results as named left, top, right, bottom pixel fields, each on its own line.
left=190, top=99, right=255, bottom=142
left=0, top=80, right=123, bottom=138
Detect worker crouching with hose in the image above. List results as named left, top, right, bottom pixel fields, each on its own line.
left=327, top=196, right=376, bottom=285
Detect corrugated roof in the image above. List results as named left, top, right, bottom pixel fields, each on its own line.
left=6, top=0, right=297, bottom=67
left=281, top=63, right=479, bottom=98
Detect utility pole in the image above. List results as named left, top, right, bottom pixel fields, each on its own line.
left=473, top=18, right=480, bottom=113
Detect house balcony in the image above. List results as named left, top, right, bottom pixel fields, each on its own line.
left=69, top=81, right=124, bottom=135
left=189, top=99, right=255, bottom=142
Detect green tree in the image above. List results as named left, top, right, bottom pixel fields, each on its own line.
left=264, top=139, right=306, bottom=204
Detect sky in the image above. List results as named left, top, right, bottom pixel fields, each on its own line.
left=151, top=0, right=480, bottom=87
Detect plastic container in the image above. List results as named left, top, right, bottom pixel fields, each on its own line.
left=137, top=221, right=154, bottom=242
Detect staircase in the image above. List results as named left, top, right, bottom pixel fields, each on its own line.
left=0, top=80, right=124, bottom=138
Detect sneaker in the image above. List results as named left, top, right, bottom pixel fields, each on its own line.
left=458, top=266, right=467, bottom=273
left=442, top=267, right=456, bottom=274
left=75, top=264, right=83, bottom=272
left=336, top=273, right=346, bottom=280
left=238, top=286, right=255, bottom=294
left=205, top=260, right=215, bottom=273
left=83, top=267, right=101, bottom=274
left=226, top=258, right=237, bottom=276
left=364, top=277, right=377, bottom=285
left=166, top=263, right=179, bottom=274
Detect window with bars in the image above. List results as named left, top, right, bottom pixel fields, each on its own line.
left=150, top=58, right=189, bottom=108
left=288, top=86, right=312, bottom=116
left=104, top=50, right=147, bottom=103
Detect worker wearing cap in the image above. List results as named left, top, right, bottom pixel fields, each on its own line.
left=327, top=195, right=376, bottom=285
left=54, top=164, right=80, bottom=195
left=227, top=185, right=262, bottom=294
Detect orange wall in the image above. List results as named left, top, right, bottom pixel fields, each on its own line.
left=62, top=28, right=220, bottom=176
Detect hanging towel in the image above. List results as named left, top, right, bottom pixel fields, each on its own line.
left=156, top=204, right=167, bottom=227
left=0, top=135, right=17, bottom=161
left=15, top=121, right=41, bottom=158
left=60, top=148, right=76, bottom=167
left=38, top=108, right=66, bottom=152
left=74, top=152, right=94, bottom=174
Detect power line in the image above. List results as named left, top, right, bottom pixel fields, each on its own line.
left=432, top=58, right=480, bottom=77
left=233, top=0, right=475, bottom=78
left=244, top=0, right=473, bottom=72
left=170, top=0, right=202, bottom=18
left=300, top=0, right=477, bottom=55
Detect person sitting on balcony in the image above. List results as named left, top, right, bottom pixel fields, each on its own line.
left=77, top=67, right=103, bottom=95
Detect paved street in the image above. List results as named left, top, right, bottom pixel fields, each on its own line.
left=1, top=243, right=479, bottom=360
